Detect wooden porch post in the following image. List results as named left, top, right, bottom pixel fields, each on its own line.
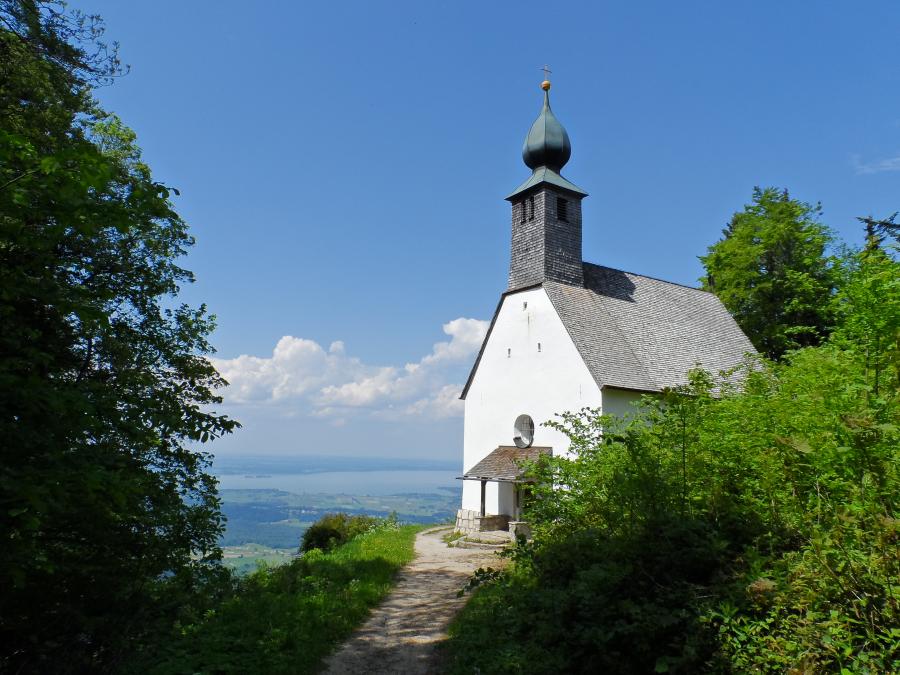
left=480, top=479, right=486, bottom=517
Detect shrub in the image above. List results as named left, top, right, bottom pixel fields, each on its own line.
left=300, top=513, right=380, bottom=553
left=448, top=519, right=724, bottom=674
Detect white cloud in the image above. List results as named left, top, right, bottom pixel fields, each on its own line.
left=212, top=336, right=373, bottom=403
left=852, top=153, right=900, bottom=175
left=212, top=317, right=488, bottom=421
left=420, top=317, right=491, bottom=365
left=397, top=384, right=466, bottom=419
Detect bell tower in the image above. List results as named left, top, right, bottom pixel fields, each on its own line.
left=506, top=78, right=587, bottom=291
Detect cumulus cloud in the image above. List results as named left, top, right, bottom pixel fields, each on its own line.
left=397, top=384, right=467, bottom=419
left=212, top=317, right=488, bottom=421
left=852, top=153, right=900, bottom=175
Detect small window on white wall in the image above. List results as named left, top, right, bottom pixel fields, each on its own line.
left=513, top=414, right=535, bottom=449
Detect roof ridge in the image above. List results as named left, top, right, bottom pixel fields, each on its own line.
left=583, top=261, right=712, bottom=295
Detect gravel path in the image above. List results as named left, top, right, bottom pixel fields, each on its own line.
left=321, top=526, right=503, bottom=674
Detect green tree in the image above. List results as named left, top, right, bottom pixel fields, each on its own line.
left=833, top=219, right=900, bottom=399
left=701, top=187, right=838, bottom=359
left=859, top=212, right=899, bottom=255
left=0, top=2, right=238, bottom=670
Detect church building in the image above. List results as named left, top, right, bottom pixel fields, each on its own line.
left=455, top=79, right=755, bottom=534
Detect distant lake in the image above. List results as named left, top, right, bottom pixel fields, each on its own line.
left=215, top=469, right=461, bottom=497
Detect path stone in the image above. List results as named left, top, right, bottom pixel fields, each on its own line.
left=321, top=526, right=503, bottom=674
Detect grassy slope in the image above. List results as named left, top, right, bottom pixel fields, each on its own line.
left=148, top=524, right=425, bottom=674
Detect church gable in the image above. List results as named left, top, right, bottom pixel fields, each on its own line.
left=461, top=285, right=598, bottom=405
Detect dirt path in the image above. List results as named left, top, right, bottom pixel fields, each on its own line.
left=321, top=526, right=503, bottom=674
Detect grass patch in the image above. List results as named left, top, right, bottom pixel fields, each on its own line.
left=442, top=529, right=464, bottom=545
left=143, top=523, right=425, bottom=674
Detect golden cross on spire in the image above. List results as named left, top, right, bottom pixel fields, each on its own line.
left=540, top=64, right=552, bottom=91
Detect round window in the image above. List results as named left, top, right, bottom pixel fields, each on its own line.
left=513, top=414, right=535, bottom=449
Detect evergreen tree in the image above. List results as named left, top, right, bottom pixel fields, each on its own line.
left=701, top=187, right=838, bottom=359
left=859, top=212, right=899, bottom=255
left=0, top=2, right=238, bottom=670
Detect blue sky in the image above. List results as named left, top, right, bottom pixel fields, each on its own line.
left=73, top=1, right=900, bottom=461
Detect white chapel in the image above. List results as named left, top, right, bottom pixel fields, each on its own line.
left=455, top=79, right=754, bottom=534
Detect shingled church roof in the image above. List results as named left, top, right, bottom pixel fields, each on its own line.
left=461, top=262, right=756, bottom=399
left=544, top=263, right=756, bottom=393
left=460, top=446, right=552, bottom=482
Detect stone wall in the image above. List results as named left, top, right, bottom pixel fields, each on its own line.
left=508, top=520, right=532, bottom=541
left=454, top=509, right=511, bottom=534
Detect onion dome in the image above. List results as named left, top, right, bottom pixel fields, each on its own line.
left=522, top=83, right=572, bottom=172
left=507, top=79, right=587, bottom=201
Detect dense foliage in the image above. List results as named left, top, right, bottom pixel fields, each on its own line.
left=300, top=512, right=382, bottom=553
left=132, top=521, right=423, bottom=674
left=0, top=2, right=236, bottom=670
left=446, top=241, right=899, bottom=673
left=701, top=187, right=839, bottom=360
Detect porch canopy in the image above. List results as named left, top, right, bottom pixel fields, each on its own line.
left=459, top=446, right=551, bottom=483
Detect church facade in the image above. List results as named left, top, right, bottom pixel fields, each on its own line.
left=455, top=80, right=754, bottom=534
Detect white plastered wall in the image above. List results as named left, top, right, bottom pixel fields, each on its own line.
left=599, top=387, right=645, bottom=419
left=461, top=286, right=603, bottom=515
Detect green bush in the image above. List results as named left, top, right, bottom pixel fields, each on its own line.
left=300, top=512, right=382, bottom=553
left=448, top=520, right=724, bottom=674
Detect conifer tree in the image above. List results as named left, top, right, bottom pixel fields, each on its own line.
left=701, top=187, right=838, bottom=360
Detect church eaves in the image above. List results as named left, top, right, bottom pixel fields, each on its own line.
left=506, top=166, right=587, bottom=201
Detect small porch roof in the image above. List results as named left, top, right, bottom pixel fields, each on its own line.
left=459, top=446, right=552, bottom=483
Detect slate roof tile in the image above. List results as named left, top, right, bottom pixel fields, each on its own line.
left=461, top=446, right=551, bottom=481
left=543, top=263, right=756, bottom=392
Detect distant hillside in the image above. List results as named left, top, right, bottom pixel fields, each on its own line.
left=219, top=488, right=458, bottom=549
left=213, top=454, right=459, bottom=475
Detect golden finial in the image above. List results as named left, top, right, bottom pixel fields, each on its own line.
left=540, top=64, right=552, bottom=91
